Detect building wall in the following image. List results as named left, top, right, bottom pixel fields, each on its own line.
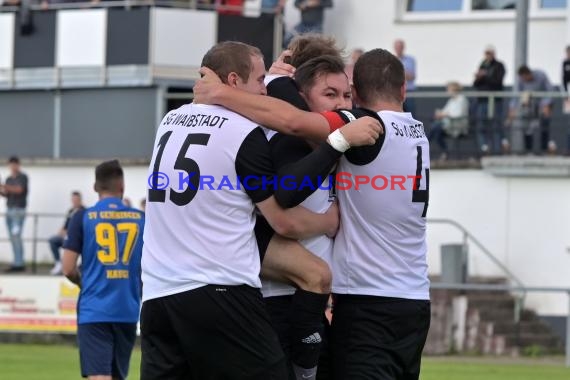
left=0, top=88, right=158, bottom=159
left=0, top=166, right=568, bottom=315
left=284, top=0, right=568, bottom=87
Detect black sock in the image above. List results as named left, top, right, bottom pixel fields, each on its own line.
left=288, top=289, right=329, bottom=369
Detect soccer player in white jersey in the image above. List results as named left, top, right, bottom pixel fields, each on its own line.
left=195, top=48, right=431, bottom=380
left=140, top=41, right=381, bottom=380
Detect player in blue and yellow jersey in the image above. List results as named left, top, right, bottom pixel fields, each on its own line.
left=62, top=159, right=145, bottom=380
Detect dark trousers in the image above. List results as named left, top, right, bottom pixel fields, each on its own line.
left=428, top=121, right=447, bottom=153
left=49, top=235, right=64, bottom=261
left=331, top=295, right=430, bottom=380
left=141, top=285, right=288, bottom=380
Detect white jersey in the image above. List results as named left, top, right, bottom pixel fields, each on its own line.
left=332, top=110, right=430, bottom=300
left=142, top=104, right=270, bottom=302
left=261, top=174, right=334, bottom=298
left=260, top=77, right=335, bottom=298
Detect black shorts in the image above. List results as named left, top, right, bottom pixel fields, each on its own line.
left=77, top=322, right=137, bottom=379
left=330, top=295, right=430, bottom=380
left=255, top=215, right=275, bottom=263
left=141, top=285, right=288, bottom=380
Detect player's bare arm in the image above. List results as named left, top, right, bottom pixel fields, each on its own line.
left=62, top=249, right=81, bottom=287
left=195, top=67, right=382, bottom=145
left=256, top=196, right=338, bottom=240
left=261, top=235, right=332, bottom=293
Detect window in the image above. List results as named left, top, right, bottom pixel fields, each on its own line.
left=403, top=0, right=566, bottom=18
left=472, top=0, right=517, bottom=10
left=540, top=0, right=567, bottom=8
left=407, top=0, right=463, bottom=12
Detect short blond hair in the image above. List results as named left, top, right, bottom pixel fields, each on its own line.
left=446, top=81, right=462, bottom=92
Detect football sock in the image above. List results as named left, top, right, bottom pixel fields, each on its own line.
left=289, top=289, right=329, bottom=374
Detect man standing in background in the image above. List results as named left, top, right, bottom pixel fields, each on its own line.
left=562, top=45, right=570, bottom=94
left=508, top=65, right=555, bottom=154
left=473, top=45, right=506, bottom=154
left=394, top=39, right=417, bottom=115
left=284, top=0, right=333, bottom=46
left=0, top=156, right=29, bottom=273
left=562, top=46, right=570, bottom=155
left=262, top=0, right=286, bottom=13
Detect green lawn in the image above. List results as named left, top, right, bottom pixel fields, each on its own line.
left=0, top=343, right=568, bottom=379
left=420, top=357, right=569, bottom=380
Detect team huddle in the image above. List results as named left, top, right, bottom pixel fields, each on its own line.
left=62, top=35, right=431, bottom=380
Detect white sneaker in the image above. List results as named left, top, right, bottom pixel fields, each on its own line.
left=50, top=261, right=62, bottom=275
left=501, top=139, right=511, bottom=153
left=547, top=140, right=557, bottom=155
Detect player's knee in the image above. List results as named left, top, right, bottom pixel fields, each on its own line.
left=300, top=260, right=331, bottom=294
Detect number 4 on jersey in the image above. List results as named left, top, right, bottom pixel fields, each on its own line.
left=412, top=146, right=429, bottom=217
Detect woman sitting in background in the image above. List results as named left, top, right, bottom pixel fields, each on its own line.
left=428, top=81, right=470, bottom=160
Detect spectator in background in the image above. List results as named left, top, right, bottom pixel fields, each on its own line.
left=47, top=191, right=84, bottom=275
left=428, top=81, right=470, bottom=161
left=508, top=65, right=555, bottom=154
left=262, top=0, right=286, bottom=14
left=197, top=0, right=214, bottom=10
left=216, top=0, right=244, bottom=15
left=123, top=197, right=132, bottom=208
left=139, top=198, right=146, bottom=212
left=393, top=39, right=416, bottom=115
left=563, top=45, right=570, bottom=93
left=562, top=46, right=570, bottom=155
left=345, top=48, right=364, bottom=85
left=0, top=156, right=29, bottom=273
left=284, top=0, right=333, bottom=46
left=473, top=45, right=506, bottom=154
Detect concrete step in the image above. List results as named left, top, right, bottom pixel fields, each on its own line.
left=493, top=321, right=553, bottom=335
left=477, top=308, right=515, bottom=322
left=468, top=296, right=516, bottom=310
left=504, top=333, right=563, bottom=352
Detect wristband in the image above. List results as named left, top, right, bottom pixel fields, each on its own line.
left=328, top=129, right=351, bottom=153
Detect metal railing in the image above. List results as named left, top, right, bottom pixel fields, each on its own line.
left=428, top=217, right=528, bottom=348
left=0, top=0, right=282, bottom=13
left=428, top=218, right=524, bottom=287
left=0, top=212, right=65, bottom=274
left=0, top=212, right=567, bottom=365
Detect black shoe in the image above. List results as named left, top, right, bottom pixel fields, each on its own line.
left=4, top=266, right=25, bottom=273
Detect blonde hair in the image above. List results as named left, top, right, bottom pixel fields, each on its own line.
left=446, top=81, right=462, bottom=93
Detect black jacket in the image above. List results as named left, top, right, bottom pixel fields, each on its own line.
left=473, top=58, right=505, bottom=92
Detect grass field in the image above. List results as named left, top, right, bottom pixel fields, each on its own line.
left=0, top=343, right=568, bottom=379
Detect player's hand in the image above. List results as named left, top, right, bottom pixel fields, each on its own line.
left=324, top=201, right=339, bottom=238
left=339, top=116, right=383, bottom=147
left=269, top=50, right=295, bottom=77
left=194, top=67, right=224, bottom=105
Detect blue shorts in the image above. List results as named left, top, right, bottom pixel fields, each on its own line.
left=77, top=322, right=137, bottom=379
